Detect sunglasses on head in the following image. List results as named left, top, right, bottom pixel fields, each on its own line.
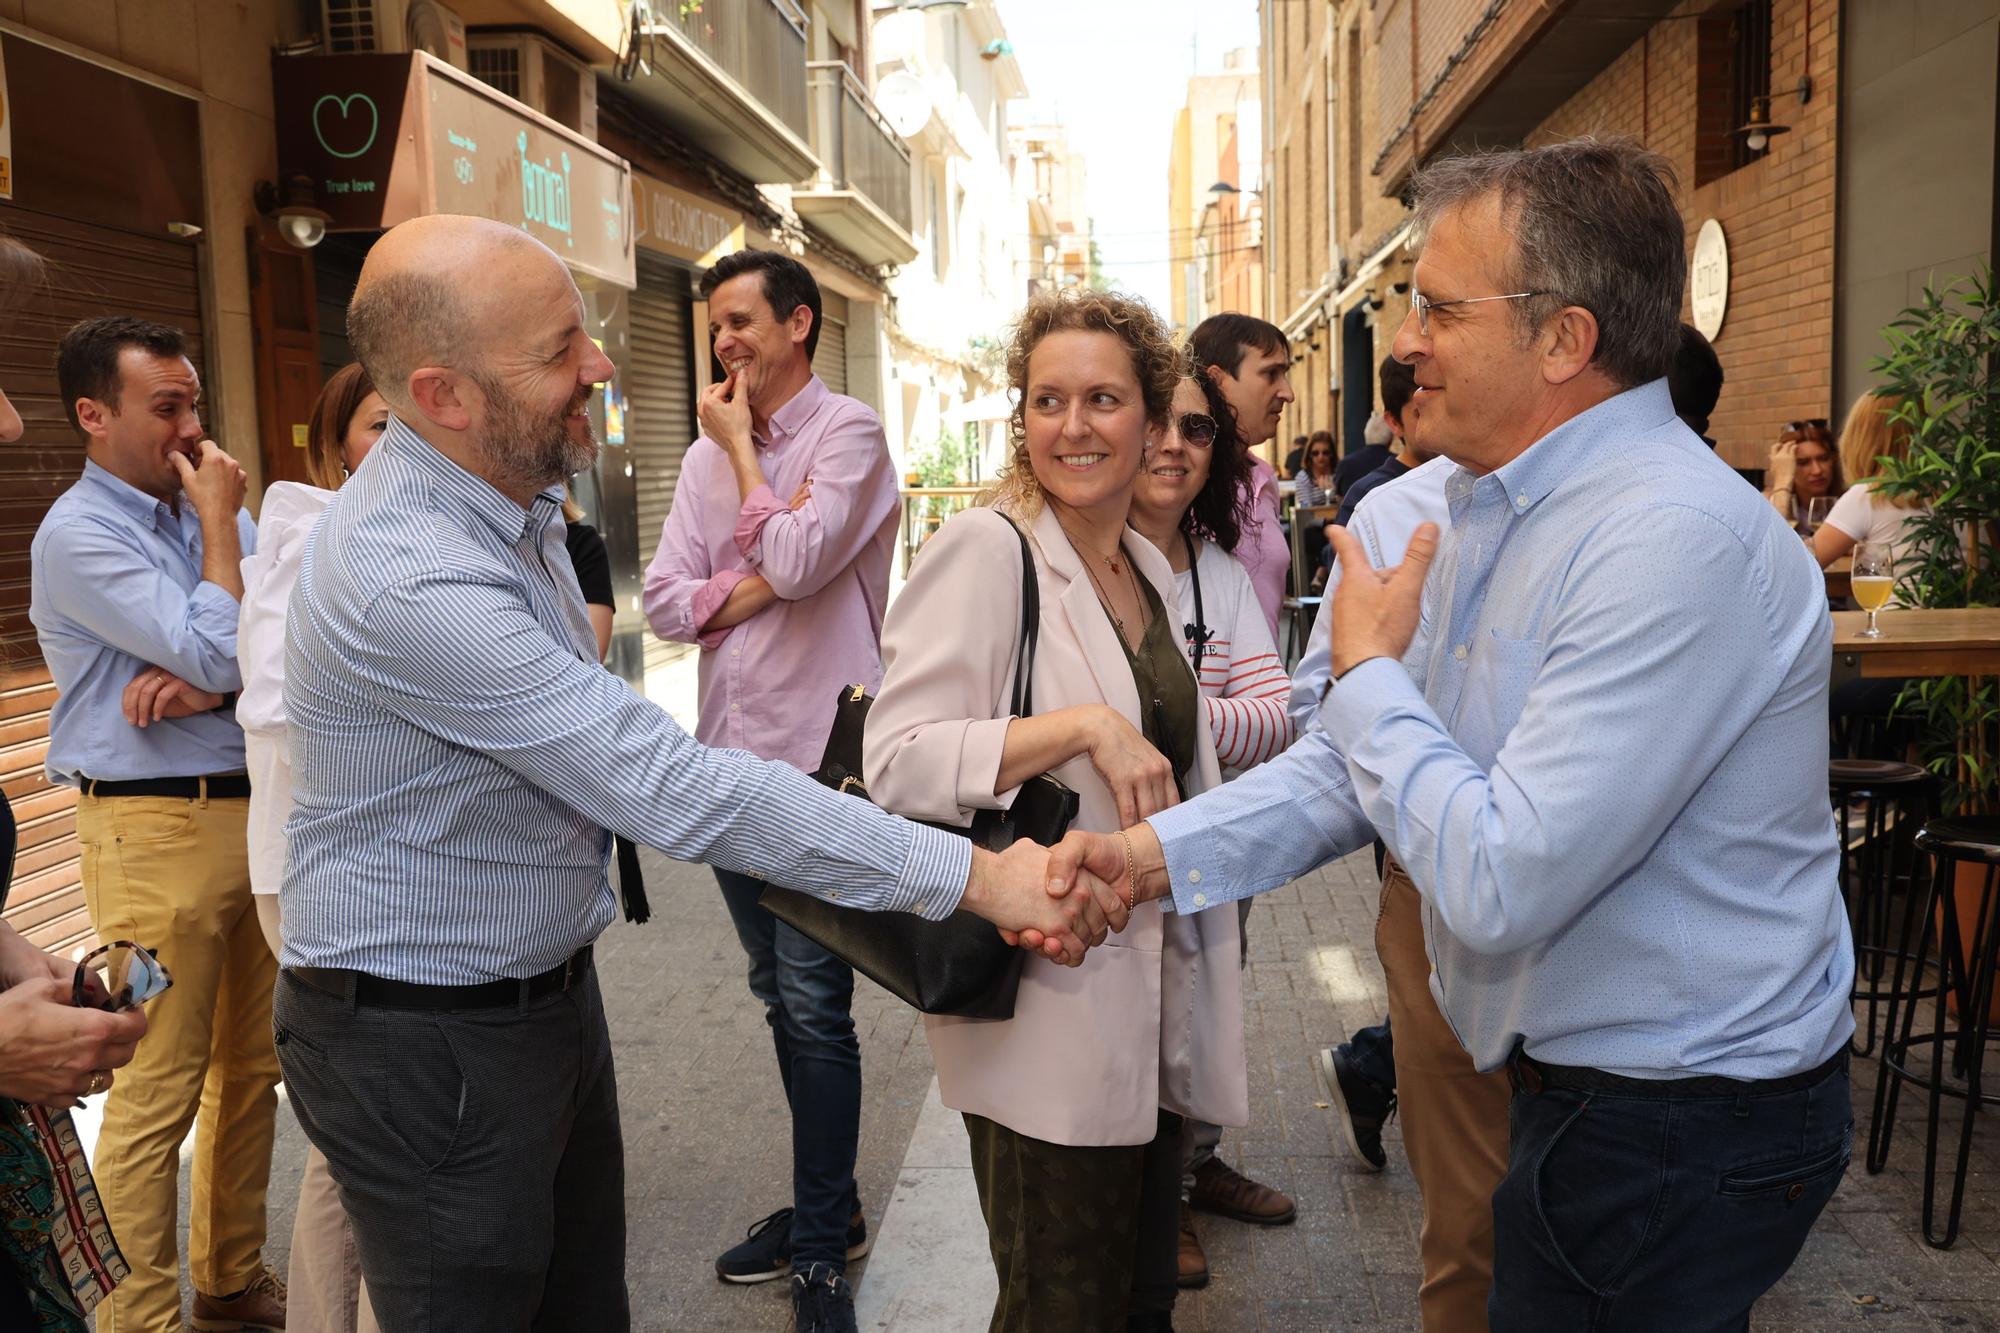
left=1175, top=413, right=1217, bottom=449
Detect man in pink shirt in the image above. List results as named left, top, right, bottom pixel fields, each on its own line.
left=1191, top=314, right=1295, bottom=637
left=644, top=249, right=897, bottom=1333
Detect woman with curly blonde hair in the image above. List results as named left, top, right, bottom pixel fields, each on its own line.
left=865, top=289, right=1245, bottom=1331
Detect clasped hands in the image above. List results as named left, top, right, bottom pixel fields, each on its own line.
left=960, top=519, right=1440, bottom=967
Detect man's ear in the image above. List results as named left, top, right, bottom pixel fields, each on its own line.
left=1541, top=306, right=1600, bottom=387
left=789, top=304, right=814, bottom=350
left=73, top=395, right=115, bottom=444
left=406, top=367, right=475, bottom=434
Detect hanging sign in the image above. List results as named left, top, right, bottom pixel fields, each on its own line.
left=1690, top=218, right=1728, bottom=341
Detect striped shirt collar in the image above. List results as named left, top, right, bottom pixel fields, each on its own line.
left=380, top=416, right=568, bottom=542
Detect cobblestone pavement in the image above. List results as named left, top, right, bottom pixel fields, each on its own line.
left=194, top=843, right=1999, bottom=1331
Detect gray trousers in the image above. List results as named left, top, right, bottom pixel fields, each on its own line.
left=273, top=966, right=629, bottom=1333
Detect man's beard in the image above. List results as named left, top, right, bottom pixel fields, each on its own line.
left=473, top=372, right=597, bottom=496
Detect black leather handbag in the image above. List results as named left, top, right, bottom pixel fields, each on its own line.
left=759, top=515, right=1079, bottom=1019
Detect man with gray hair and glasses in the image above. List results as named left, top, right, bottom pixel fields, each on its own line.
left=1046, top=139, right=1853, bottom=1331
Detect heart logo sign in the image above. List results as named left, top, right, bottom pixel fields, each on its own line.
left=313, top=93, right=380, bottom=160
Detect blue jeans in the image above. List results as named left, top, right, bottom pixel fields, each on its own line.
left=715, top=868, right=862, bottom=1271
left=1491, top=1058, right=1850, bottom=1332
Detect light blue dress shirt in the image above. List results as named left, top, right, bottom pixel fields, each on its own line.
left=1151, top=380, right=1855, bottom=1080
left=282, top=420, right=971, bottom=984
left=30, top=460, right=255, bottom=784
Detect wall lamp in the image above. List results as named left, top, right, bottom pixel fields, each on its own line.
left=255, top=174, right=332, bottom=250
left=1737, top=76, right=1813, bottom=153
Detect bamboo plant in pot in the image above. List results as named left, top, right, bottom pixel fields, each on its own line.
left=1870, top=266, right=2000, bottom=1014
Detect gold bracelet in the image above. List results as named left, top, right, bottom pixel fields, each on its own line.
left=1118, top=829, right=1138, bottom=914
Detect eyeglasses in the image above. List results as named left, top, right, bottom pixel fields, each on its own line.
left=1410, top=289, right=1551, bottom=336
left=72, top=941, right=173, bottom=1013
left=1175, top=413, right=1218, bottom=449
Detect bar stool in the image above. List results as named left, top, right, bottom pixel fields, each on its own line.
left=1867, top=816, right=2000, bottom=1249
left=1828, top=758, right=1934, bottom=1054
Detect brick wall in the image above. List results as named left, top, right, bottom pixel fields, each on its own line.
left=1529, top=0, right=1840, bottom=469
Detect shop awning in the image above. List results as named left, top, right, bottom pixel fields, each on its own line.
left=945, top=389, right=1018, bottom=427
left=273, top=50, right=634, bottom=288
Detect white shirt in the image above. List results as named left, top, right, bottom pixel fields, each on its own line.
left=1824, top=480, right=1928, bottom=607
left=238, top=481, right=336, bottom=894
left=1289, top=456, right=1456, bottom=733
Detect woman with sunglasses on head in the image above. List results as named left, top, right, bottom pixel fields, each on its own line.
left=1764, top=418, right=1841, bottom=533
left=1125, top=359, right=1295, bottom=1288
left=236, top=361, right=387, bottom=1333
left=0, top=233, right=150, bottom=1331
left=864, top=289, right=1243, bottom=1331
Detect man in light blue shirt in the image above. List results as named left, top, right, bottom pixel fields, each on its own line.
left=1050, top=141, right=1853, bottom=1331
left=30, top=316, right=286, bottom=1329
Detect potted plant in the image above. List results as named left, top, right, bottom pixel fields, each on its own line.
left=1870, top=266, right=2000, bottom=1011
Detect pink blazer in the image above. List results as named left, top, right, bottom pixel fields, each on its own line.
left=864, top=501, right=1247, bottom=1147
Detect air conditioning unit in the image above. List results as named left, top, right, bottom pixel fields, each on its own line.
left=321, top=0, right=468, bottom=69
left=466, top=32, right=597, bottom=138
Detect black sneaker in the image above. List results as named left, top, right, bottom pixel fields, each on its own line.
left=1318, top=1044, right=1395, bottom=1171
left=791, top=1263, right=858, bottom=1333
left=715, top=1206, right=873, bottom=1284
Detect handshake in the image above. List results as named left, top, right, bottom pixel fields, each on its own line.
left=957, top=827, right=1174, bottom=966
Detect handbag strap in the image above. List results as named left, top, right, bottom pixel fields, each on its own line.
left=1181, top=530, right=1212, bottom=670
left=999, top=515, right=1040, bottom=719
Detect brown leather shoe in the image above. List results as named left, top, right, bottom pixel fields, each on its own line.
left=191, top=1263, right=287, bottom=1331
left=1189, top=1156, right=1296, bottom=1226
left=1177, top=1201, right=1209, bottom=1288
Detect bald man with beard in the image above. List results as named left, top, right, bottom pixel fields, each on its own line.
left=269, top=216, right=1123, bottom=1332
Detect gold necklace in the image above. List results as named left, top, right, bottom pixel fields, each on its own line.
left=1060, top=518, right=1146, bottom=644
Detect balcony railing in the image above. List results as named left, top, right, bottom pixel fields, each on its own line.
left=807, top=62, right=914, bottom=234
left=667, top=0, right=809, bottom=141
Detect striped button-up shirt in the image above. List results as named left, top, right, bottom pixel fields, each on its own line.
left=281, top=420, right=971, bottom=984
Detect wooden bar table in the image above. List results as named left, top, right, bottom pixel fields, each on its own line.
left=1824, top=556, right=1851, bottom=603
left=1830, top=607, right=2000, bottom=685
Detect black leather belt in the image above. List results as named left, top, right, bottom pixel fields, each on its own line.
left=286, top=945, right=594, bottom=1011
left=1512, top=1049, right=1846, bottom=1100
left=83, top=774, right=251, bottom=799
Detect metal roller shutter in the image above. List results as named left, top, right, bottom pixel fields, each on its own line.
left=815, top=314, right=848, bottom=398
left=0, top=204, right=205, bottom=953
left=814, top=288, right=849, bottom=397
left=629, top=253, right=697, bottom=678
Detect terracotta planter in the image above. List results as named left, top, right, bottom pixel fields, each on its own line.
left=1939, top=859, right=2000, bottom=1023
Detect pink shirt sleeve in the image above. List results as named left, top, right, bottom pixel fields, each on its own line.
left=735, top=405, right=899, bottom=601
left=1234, top=463, right=1288, bottom=637
left=643, top=451, right=746, bottom=651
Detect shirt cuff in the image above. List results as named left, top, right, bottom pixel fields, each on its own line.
left=1317, top=655, right=1413, bottom=751
left=732, top=484, right=786, bottom=563
left=690, top=569, right=750, bottom=651
left=1147, top=802, right=1222, bottom=915
left=899, top=822, right=974, bottom=920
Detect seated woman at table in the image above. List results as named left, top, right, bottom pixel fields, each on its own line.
left=864, top=287, right=1244, bottom=1332
left=1291, top=431, right=1338, bottom=507
left=1764, top=418, right=1841, bottom=532
left=1792, top=392, right=1922, bottom=595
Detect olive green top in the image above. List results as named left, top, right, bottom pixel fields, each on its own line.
left=1120, top=571, right=1201, bottom=796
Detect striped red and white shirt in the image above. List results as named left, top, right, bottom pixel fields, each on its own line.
left=1172, top=540, right=1294, bottom=776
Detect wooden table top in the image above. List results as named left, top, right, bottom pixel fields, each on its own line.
left=1831, top=607, right=2000, bottom=679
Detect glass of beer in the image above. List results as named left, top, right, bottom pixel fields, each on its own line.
left=1851, top=543, right=1894, bottom=639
